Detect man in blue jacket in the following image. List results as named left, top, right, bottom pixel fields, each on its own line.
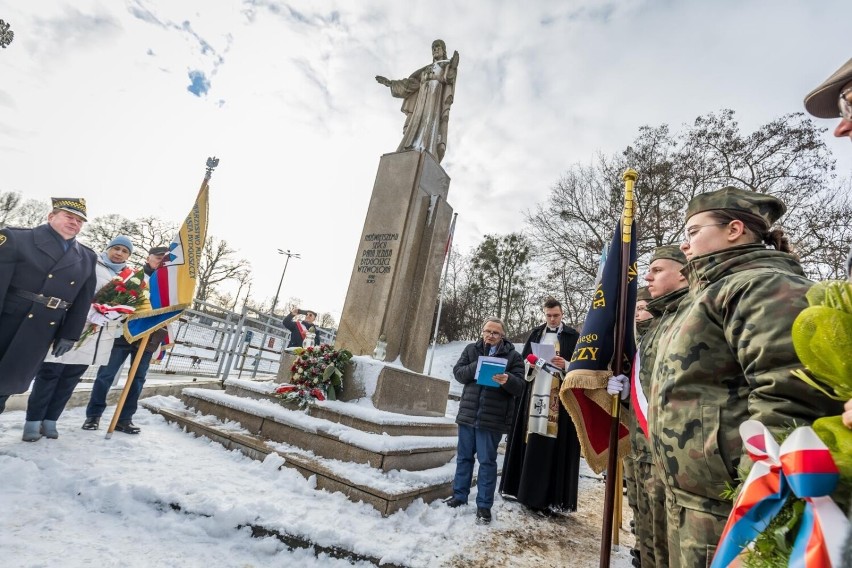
left=446, top=316, right=525, bottom=524
left=0, top=197, right=97, bottom=413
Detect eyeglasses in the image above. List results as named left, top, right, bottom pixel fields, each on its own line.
left=840, top=88, right=852, bottom=121
left=482, top=330, right=503, bottom=337
left=683, top=222, right=728, bottom=243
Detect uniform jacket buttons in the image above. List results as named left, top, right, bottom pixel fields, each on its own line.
left=48, top=274, right=54, bottom=278
left=49, top=322, right=56, bottom=326
left=70, top=281, right=75, bottom=285
left=27, top=314, right=34, bottom=318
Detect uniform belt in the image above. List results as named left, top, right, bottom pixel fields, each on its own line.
left=9, top=288, right=72, bottom=310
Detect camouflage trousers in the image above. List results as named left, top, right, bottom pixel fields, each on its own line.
left=623, top=456, right=637, bottom=514
left=666, top=498, right=726, bottom=568
left=632, top=460, right=668, bottom=568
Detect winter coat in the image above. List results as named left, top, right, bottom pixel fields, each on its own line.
left=283, top=313, right=319, bottom=348
left=43, top=258, right=123, bottom=367
left=648, top=244, right=844, bottom=518
left=453, top=338, right=525, bottom=434
left=630, top=286, right=688, bottom=464
left=0, top=224, right=97, bottom=395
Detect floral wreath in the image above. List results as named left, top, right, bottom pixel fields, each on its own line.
left=275, top=343, right=352, bottom=406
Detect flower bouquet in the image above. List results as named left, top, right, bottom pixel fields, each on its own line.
left=275, top=343, right=352, bottom=406
left=76, top=267, right=149, bottom=348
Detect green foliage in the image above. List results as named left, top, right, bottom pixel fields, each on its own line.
left=740, top=498, right=803, bottom=568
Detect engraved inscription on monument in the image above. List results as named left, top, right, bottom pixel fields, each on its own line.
left=357, top=233, right=399, bottom=280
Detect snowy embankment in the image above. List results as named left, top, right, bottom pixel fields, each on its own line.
left=0, top=341, right=631, bottom=567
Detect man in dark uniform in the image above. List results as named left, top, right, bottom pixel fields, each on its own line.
left=0, top=197, right=97, bottom=412
left=500, top=297, right=582, bottom=514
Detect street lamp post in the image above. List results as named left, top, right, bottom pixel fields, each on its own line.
left=270, top=248, right=301, bottom=317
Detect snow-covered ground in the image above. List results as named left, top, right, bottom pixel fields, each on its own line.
left=0, top=341, right=632, bottom=568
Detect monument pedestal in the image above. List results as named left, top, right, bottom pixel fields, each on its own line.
left=278, top=352, right=449, bottom=417
left=335, top=150, right=452, bottom=374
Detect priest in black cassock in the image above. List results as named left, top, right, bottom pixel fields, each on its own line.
left=499, top=297, right=581, bottom=514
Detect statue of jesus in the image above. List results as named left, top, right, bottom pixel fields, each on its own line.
left=376, top=39, right=460, bottom=164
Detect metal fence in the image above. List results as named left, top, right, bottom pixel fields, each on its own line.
left=80, top=301, right=336, bottom=381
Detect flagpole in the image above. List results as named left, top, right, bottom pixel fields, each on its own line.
left=105, top=334, right=150, bottom=438
left=600, top=168, right=637, bottom=567
left=426, top=212, right=457, bottom=375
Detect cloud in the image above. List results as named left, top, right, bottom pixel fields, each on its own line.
left=128, top=1, right=167, bottom=28
left=2, top=0, right=850, bottom=321
left=0, top=91, right=16, bottom=109
left=187, top=70, right=211, bottom=96
left=28, top=6, right=122, bottom=58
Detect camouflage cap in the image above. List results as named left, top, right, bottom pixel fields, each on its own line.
left=50, top=197, right=87, bottom=221
left=651, top=245, right=687, bottom=266
left=637, top=286, right=651, bottom=301
left=804, top=57, right=852, bottom=119
left=686, top=186, right=786, bottom=227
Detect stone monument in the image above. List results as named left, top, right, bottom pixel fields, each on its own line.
left=335, top=40, right=459, bottom=376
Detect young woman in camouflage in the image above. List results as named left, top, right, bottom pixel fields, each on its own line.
left=646, top=186, right=844, bottom=568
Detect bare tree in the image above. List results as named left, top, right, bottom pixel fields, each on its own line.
left=0, top=191, right=50, bottom=228
left=81, top=214, right=140, bottom=256
left=195, top=236, right=251, bottom=303
left=0, top=191, right=21, bottom=227
left=134, top=215, right=179, bottom=255
left=318, top=312, right=336, bottom=329
left=230, top=270, right=253, bottom=310
left=527, top=109, right=849, bottom=310
left=81, top=214, right=178, bottom=265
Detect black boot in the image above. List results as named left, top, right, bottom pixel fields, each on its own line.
left=82, top=416, right=100, bottom=430
left=475, top=508, right=492, bottom=524
left=443, top=496, right=466, bottom=508
left=115, top=420, right=141, bottom=434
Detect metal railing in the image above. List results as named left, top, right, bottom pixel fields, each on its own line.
left=79, top=301, right=336, bottom=381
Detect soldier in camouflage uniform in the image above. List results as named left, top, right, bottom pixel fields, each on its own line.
left=611, top=249, right=689, bottom=568
left=636, top=247, right=689, bottom=568
left=646, top=187, right=843, bottom=568
left=623, top=286, right=652, bottom=567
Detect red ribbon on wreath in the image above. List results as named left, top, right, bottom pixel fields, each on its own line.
left=711, top=421, right=848, bottom=568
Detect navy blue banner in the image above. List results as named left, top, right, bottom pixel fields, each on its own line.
left=567, top=222, right=638, bottom=377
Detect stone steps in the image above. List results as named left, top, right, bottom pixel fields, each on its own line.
left=141, top=400, right=457, bottom=516
left=223, top=378, right=458, bottom=438
left=179, top=388, right=457, bottom=473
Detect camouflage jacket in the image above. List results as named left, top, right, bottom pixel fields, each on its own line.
left=631, top=286, right=689, bottom=463
left=648, top=244, right=840, bottom=516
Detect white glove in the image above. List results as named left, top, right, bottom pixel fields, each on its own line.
left=606, top=374, right=630, bottom=400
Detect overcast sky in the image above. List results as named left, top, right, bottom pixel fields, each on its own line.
left=1, top=0, right=849, bottom=321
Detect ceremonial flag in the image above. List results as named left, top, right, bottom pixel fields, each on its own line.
left=559, top=181, right=638, bottom=475
left=124, top=166, right=212, bottom=342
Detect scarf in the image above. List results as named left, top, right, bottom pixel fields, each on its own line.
left=99, top=251, right=128, bottom=274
